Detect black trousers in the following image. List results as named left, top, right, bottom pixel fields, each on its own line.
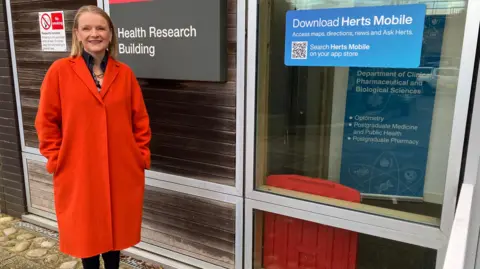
left=81, top=250, right=120, bottom=269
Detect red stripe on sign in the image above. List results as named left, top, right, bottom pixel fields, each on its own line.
left=109, top=0, right=151, bottom=4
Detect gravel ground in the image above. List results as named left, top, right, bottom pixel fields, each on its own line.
left=0, top=214, right=162, bottom=269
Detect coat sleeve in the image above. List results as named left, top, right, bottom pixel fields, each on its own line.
left=131, top=71, right=152, bottom=169
left=35, top=63, right=62, bottom=174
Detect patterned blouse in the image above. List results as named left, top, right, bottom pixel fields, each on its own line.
left=81, top=50, right=108, bottom=92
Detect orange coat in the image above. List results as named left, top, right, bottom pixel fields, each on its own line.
left=35, top=55, right=151, bottom=258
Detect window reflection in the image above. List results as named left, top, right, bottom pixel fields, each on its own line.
left=254, top=0, right=467, bottom=224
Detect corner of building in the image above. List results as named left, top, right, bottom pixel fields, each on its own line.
left=0, top=0, right=27, bottom=218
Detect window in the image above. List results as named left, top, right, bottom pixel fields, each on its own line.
left=253, top=0, right=468, bottom=225
left=251, top=209, right=437, bottom=269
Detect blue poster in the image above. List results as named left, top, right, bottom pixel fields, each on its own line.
left=284, top=4, right=427, bottom=68
left=339, top=15, right=446, bottom=198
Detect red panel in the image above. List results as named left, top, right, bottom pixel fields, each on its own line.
left=263, top=213, right=276, bottom=265
left=266, top=174, right=361, bottom=202
left=263, top=175, right=361, bottom=269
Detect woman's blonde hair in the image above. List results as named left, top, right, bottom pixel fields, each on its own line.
left=70, top=5, right=118, bottom=59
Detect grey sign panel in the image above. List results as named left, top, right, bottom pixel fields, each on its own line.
left=109, top=0, right=227, bottom=82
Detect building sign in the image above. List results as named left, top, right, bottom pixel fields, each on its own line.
left=38, top=11, right=67, bottom=52
left=339, top=15, right=446, bottom=198
left=284, top=4, right=427, bottom=68
left=108, top=0, right=227, bottom=82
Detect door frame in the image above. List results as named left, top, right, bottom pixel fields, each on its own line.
left=442, top=44, right=480, bottom=268
left=453, top=22, right=480, bottom=269
left=244, top=0, right=480, bottom=268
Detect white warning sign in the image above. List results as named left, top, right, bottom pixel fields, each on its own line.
left=38, top=11, right=67, bottom=52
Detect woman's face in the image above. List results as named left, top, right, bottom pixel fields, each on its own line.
left=75, top=12, right=112, bottom=56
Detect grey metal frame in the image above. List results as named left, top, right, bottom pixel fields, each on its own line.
left=437, top=0, right=480, bottom=266
left=245, top=198, right=455, bottom=269
left=21, top=153, right=245, bottom=269
left=449, top=21, right=480, bottom=268
left=141, top=178, right=244, bottom=269
left=243, top=0, right=480, bottom=268
left=5, top=0, right=27, bottom=154
left=10, top=0, right=246, bottom=198
left=439, top=63, right=480, bottom=267
left=5, top=0, right=247, bottom=210
left=7, top=0, right=248, bottom=267
left=21, top=152, right=57, bottom=222
left=440, top=0, right=480, bottom=236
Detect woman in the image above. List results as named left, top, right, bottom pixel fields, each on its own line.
left=35, top=5, right=151, bottom=269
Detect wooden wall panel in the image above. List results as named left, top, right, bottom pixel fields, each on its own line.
left=24, top=157, right=237, bottom=268
left=132, top=0, right=238, bottom=186
left=25, top=159, right=55, bottom=214
left=0, top=0, right=27, bottom=217
left=10, top=0, right=95, bottom=150
left=142, top=185, right=236, bottom=269
left=13, top=0, right=238, bottom=187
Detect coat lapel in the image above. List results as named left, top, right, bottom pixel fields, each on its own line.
left=70, top=57, right=103, bottom=104
left=100, top=57, right=120, bottom=99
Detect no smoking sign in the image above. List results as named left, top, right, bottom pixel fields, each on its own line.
left=38, top=11, right=66, bottom=52
left=40, top=13, right=51, bottom=30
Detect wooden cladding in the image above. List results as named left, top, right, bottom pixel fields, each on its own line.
left=25, top=158, right=236, bottom=268
left=138, top=0, right=238, bottom=186
left=26, top=159, right=55, bottom=214
left=142, top=185, right=236, bottom=268
left=10, top=0, right=95, bottom=149
left=12, top=0, right=238, bottom=186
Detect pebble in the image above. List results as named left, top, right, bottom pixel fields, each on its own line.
left=33, top=237, right=45, bottom=244
left=3, top=227, right=16, bottom=236
left=41, top=241, right=55, bottom=248
left=17, top=233, right=35, bottom=240
left=59, top=260, right=78, bottom=269
left=0, top=215, right=140, bottom=269
left=45, top=254, right=59, bottom=263
left=0, top=217, right=13, bottom=223
left=3, top=241, right=16, bottom=247
left=26, top=248, right=48, bottom=258
left=12, top=241, right=30, bottom=252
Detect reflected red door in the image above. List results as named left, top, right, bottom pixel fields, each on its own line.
left=263, top=175, right=360, bottom=269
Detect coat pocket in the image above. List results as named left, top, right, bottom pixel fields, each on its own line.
left=54, top=144, right=65, bottom=174
left=131, top=136, right=145, bottom=169
left=134, top=146, right=145, bottom=169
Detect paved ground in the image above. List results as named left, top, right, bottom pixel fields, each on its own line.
left=0, top=214, right=162, bottom=269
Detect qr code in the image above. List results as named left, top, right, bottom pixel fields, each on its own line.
left=291, top=41, right=308, bottom=59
